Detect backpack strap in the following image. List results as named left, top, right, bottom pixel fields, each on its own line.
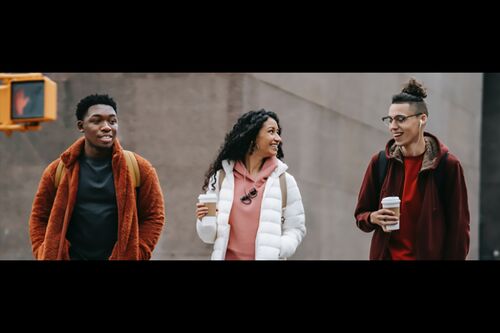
left=279, top=173, right=287, bottom=223
left=376, top=149, right=449, bottom=204
left=376, top=150, right=388, bottom=196
left=279, top=173, right=287, bottom=210
left=54, top=151, right=141, bottom=189
left=54, top=160, right=65, bottom=188
left=124, top=150, right=140, bottom=188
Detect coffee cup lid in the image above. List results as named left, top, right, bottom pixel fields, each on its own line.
left=381, top=196, right=400, bottom=205
left=198, top=193, right=218, bottom=202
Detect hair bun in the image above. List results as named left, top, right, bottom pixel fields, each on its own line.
left=402, top=78, right=427, bottom=99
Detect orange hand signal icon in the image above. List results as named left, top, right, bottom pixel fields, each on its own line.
left=14, top=89, right=30, bottom=116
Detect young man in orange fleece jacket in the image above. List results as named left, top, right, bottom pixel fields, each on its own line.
left=29, top=94, right=165, bottom=260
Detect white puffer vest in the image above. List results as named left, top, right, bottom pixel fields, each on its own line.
left=196, top=159, right=306, bottom=260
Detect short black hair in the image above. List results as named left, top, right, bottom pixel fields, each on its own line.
left=75, top=94, right=117, bottom=120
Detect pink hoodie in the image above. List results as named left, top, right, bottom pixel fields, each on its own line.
left=226, top=157, right=278, bottom=260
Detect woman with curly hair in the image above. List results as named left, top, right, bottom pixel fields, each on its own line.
left=195, top=109, right=306, bottom=260
left=354, top=78, right=470, bottom=260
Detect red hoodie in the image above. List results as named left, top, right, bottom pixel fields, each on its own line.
left=354, top=132, right=470, bottom=260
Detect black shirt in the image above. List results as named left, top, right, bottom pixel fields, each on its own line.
left=66, top=154, right=118, bottom=260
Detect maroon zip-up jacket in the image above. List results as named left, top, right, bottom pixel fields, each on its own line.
left=354, top=132, right=470, bottom=260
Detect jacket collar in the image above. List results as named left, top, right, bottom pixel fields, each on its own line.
left=60, top=137, right=124, bottom=167
left=222, top=158, right=288, bottom=177
left=386, top=131, right=449, bottom=171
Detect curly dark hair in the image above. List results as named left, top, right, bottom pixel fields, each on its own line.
left=391, top=78, right=428, bottom=115
left=202, top=109, right=284, bottom=191
left=76, top=94, right=117, bottom=120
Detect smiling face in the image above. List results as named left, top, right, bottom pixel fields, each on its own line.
left=387, top=103, right=426, bottom=147
left=77, top=104, right=118, bottom=157
left=254, top=117, right=281, bottom=158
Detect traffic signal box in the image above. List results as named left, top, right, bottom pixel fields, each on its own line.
left=0, top=73, right=57, bottom=136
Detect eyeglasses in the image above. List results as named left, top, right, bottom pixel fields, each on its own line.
left=381, top=113, right=423, bottom=127
left=240, top=187, right=258, bottom=205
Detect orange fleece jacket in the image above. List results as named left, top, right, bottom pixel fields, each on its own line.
left=29, top=137, right=165, bottom=260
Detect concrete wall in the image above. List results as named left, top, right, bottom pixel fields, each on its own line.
left=0, top=73, right=481, bottom=259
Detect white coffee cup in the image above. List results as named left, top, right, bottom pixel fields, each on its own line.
left=381, top=196, right=401, bottom=231
left=198, top=193, right=218, bottom=223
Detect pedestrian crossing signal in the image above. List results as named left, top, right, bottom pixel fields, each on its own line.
left=0, top=73, right=57, bottom=136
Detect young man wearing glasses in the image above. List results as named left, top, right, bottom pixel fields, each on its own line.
left=354, top=78, right=470, bottom=260
left=195, top=110, right=306, bottom=260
